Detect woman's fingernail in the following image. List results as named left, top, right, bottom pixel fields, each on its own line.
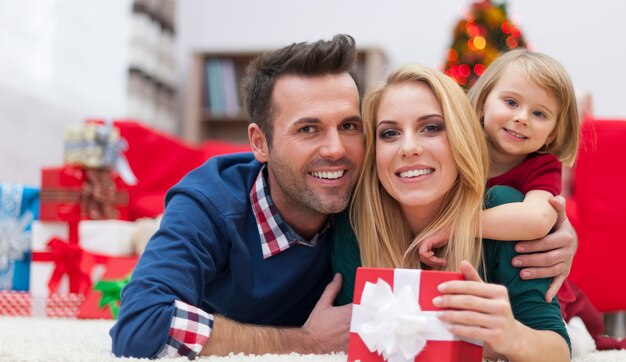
left=437, top=283, right=448, bottom=292
left=522, top=271, right=532, bottom=279
left=513, top=259, right=522, bottom=267
left=433, top=297, right=442, bottom=306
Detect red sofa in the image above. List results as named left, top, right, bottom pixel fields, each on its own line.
left=567, top=118, right=626, bottom=312
left=109, top=120, right=250, bottom=220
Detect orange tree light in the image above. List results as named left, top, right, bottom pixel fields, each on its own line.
left=442, top=0, right=528, bottom=89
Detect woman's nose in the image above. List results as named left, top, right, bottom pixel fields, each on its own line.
left=400, top=136, right=423, bottom=158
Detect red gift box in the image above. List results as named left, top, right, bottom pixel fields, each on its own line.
left=348, top=267, right=483, bottom=362
left=39, top=166, right=129, bottom=222
left=0, top=291, right=84, bottom=317
left=0, top=291, right=31, bottom=316
left=77, top=256, right=138, bottom=319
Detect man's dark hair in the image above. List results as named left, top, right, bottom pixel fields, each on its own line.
left=241, top=34, right=359, bottom=146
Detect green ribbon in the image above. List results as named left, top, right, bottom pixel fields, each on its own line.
left=94, top=273, right=131, bottom=319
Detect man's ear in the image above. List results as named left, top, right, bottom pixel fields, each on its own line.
left=248, top=123, right=269, bottom=163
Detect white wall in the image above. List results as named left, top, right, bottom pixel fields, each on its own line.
left=177, top=0, right=626, bottom=120
left=1, top=0, right=625, bottom=185
left=0, top=0, right=132, bottom=185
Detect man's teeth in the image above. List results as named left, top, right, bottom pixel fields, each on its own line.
left=311, top=170, right=344, bottom=179
left=399, top=169, right=433, bottom=178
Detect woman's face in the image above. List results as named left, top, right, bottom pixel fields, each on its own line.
left=375, top=82, right=459, bottom=230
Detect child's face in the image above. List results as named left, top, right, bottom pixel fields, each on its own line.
left=481, top=66, right=559, bottom=163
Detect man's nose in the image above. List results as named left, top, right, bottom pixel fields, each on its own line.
left=319, top=130, right=346, bottom=160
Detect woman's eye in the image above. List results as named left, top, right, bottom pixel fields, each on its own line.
left=379, top=129, right=399, bottom=139
left=422, top=124, right=442, bottom=134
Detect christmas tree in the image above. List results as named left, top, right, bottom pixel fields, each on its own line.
left=443, top=0, right=528, bottom=89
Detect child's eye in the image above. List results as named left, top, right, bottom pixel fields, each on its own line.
left=379, top=129, right=400, bottom=139
left=532, top=110, right=546, bottom=118
left=505, top=98, right=517, bottom=107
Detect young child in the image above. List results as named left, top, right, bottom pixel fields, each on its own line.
left=420, top=49, right=625, bottom=356
left=419, top=48, right=579, bottom=270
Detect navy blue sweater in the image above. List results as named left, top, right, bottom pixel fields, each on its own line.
left=110, top=153, right=333, bottom=358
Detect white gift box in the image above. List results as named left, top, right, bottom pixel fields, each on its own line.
left=30, top=220, right=137, bottom=299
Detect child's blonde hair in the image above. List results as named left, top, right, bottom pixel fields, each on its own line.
left=467, top=49, right=579, bottom=166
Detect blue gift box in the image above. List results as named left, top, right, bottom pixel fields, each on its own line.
left=0, top=183, right=40, bottom=291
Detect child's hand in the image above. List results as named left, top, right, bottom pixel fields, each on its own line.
left=418, top=227, right=450, bottom=268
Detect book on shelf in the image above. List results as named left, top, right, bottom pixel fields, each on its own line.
left=204, top=58, right=241, bottom=117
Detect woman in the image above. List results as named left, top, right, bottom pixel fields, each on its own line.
left=332, top=64, right=570, bottom=361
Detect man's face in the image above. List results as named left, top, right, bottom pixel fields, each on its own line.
left=260, top=73, right=364, bottom=219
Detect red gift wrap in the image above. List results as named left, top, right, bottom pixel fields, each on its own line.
left=0, top=291, right=31, bottom=316
left=348, top=267, right=483, bottom=362
left=78, top=256, right=138, bottom=319
left=39, top=166, right=129, bottom=222
left=0, top=291, right=84, bottom=318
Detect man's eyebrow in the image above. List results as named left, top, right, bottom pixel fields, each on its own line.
left=343, top=115, right=363, bottom=123
left=292, top=115, right=362, bottom=125
left=293, top=117, right=321, bottom=125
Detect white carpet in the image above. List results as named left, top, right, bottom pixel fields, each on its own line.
left=0, top=316, right=624, bottom=362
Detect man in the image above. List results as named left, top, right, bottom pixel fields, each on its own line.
left=110, top=34, right=576, bottom=359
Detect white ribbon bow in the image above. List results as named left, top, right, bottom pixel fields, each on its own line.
left=0, top=211, right=33, bottom=271
left=356, top=278, right=430, bottom=362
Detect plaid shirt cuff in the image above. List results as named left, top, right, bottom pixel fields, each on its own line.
left=157, top=300, right=214, bottom=359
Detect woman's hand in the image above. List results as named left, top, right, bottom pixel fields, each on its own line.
left=434, top=260, right=523, bottom=359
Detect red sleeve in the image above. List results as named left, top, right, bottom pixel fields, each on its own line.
left=518, top=154, right=562, bottom=195
left=487, top=154, right=562, bottom=195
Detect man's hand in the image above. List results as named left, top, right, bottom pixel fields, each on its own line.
left=202, top=273, right=351, bottom=356
left=301, top=273, right=352, bottom=353
left=418, top=227, right=450, bottom=268
left=511, top=195, right=578, bottom=301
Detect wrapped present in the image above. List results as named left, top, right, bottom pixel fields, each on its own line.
left=63, top=121, right=137, bottom=185
left=30, top=220, right=137, bottom=298
left=348, top=267, right=483, bottom=362
left=0, top=183, right=39, bottom=291
left=0, top=291, right=84, bottom=318
left=39, top=166, right=129, bottom=221
left=0, top=291, right=31, bottom=315
left=78, top=256, right=138, bottom=319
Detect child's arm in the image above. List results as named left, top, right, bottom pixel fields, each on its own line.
left=482, top=190, right=558, bottom=240
left=419, top=190, right=560, bottom=266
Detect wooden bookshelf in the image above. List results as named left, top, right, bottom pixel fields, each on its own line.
left=183, top=48, right=387, bottom=144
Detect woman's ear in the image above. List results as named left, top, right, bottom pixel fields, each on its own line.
left=248, top=123, right=269, bottom=163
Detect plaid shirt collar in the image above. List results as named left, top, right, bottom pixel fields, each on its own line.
left=250, top=166, right=333, bottom=259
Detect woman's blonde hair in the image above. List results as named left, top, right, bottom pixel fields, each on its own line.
left=352, top=63, right=488, bottom=271
left=467, top=49, right=579, bottom=166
